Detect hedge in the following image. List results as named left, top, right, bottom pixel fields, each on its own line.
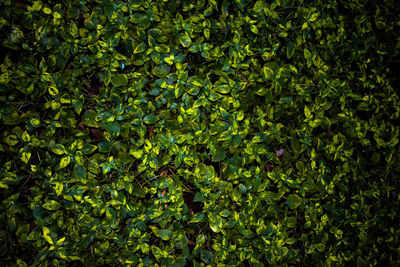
left=1, top=0, right=399, bottom=266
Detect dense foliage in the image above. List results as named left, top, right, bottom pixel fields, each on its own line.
left=1, top=0, right=400, bottom=266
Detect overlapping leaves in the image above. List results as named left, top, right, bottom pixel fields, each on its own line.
left=0, top=0, right=399, bottom=266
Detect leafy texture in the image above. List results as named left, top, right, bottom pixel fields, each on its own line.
left=0, top=0, right=399, bottom=266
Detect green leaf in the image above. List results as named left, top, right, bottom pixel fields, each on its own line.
left=239, top=184, right=247, bottom=194
left=212, top=149, right=226, bottom=162
left=219, top=210, right=231, bottom=217
left=150, top=88, right=161, bottom=96
left=310, top=13, right=319, bottom=22
left=22, top=131, right=30, bottom=142
left=60, top=156, right=71, bottom=169
left=132, top=185, right=146, bottom=198
left=250, top=25, right=259, bottom=34
left=179, top=35, right=192, bottom=47
left=152, top=64, right=171, bottom=77
left=42, top=72, right=53, bottom=82
left=159, top=229, right=173, bottom=241
left=296, top=161, right=305, bottom=172
left=82, top=144, right=97, bottom=155
left=286, top=41, right=295, bottom=58
left=134, top=42, right=147, bottom=53
left=263, top=66, right=274, bottom=80
left=43, top=7, right=52, bottom=14
left=104, top=5, right=113, bottom=20
left=111, top=74, right=128, bottom=87
left=304, top=48, right=312, bottom=59
left=72, top=99, right=83, bottom=115
left=194, top=192, right=203, bottom=202
left=253, top=0, right=264, bottom=12
left=4, top=134, right=18, bottom=146
left=53, top=11, right=62, bottom=19
left=48, top=86, right=59, bottom=96
left=21, top=151, right=31, bottom=164
left=74, top=165, right=87, bottom=182
left=149, top=158, right=158, bottom=169
left=82, top=110, right=99, bottom=127
left=201, top=250, right=213, bottom=264
left=56, top=250, right=68, bottom=260
left=215, top=84, right=230, bottom=94
left=69, top=21, right=78, bottom=37
left=143, top=114, right=158, bottom=124
left=30, top=118, right=41, bottom=127
left=43, top=200, right=61, bottom=211
left=232, top=135, right=242, bottom=146
left=155, top=44, right=170, bottom=53
left=103, top=70, right=112, bottom=86
left=315, top=243, right=325, bottom=252
left=309, top=118, right=321, bottom=128
left=280, top=97, right=293, bottom=104
left=304, top=106, right=312, bottom=117
left=42, top=227, right=54, bottom=244
left=103, top=121, right=120, bottom=137
left=175, top=84, right=183, bottom=98
left=98, top=141, right=112, bottom=153
left=51, top=144, right=66, bottom=155
left=286, top=194, right=302, bottom=209
left=131, top=149, right=143, bottom=159
left=190, top=212, right=205, bottom=223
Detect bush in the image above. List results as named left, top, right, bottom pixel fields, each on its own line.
left=1, top=0, right=399, bottom=266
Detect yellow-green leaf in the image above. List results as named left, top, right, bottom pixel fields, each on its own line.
left=57, top=237, right=66, bottom=245
left=134, top=43, right=147, bottom=54
left=43, top=7, right=52, bottom=14
left=60, top=156, right=71, bottom=169
left=30, top=118, right=41, bottom=127
left=304, top=106, right=312, bottom=117
left=42, top=72, right=53, bottom=82
left=111, top=74, right=128, bottom=87
left=21, top=151, right=31, bottom=164
left=43, top=200, right=61, bottom=211
left=69, top=22, right=78, bottom=38
left=310, top=13, right=319, bottom=22
left=53, top=11, right=62, bottom=19
left=251, top=25, right=259, bottom=34
left=304, top=48, right=311, bottom=59
left=51, top=144, right=66, bottom=155
left=42, top=227, right=54, bottom=244
left=48, top=86, right=59, bottom=96
left=263, top=66, right=274, bottom=80
left=179, top=35, right=192, bottom=47
left=57, top=250, right=68, bottom=259
left=22, top=131, right=30, bottom=142
left=131, top=150, right=143, bottom=159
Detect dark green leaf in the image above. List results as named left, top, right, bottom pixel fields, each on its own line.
left=212, top=149, right=226, bottom=162
left=82, top=110, right=99, bottom=127
left=143, top=114, right=158, bottom=124
left=286, top=194, right=302, bottom=209
left=111, top=74, right=128, bottom=87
